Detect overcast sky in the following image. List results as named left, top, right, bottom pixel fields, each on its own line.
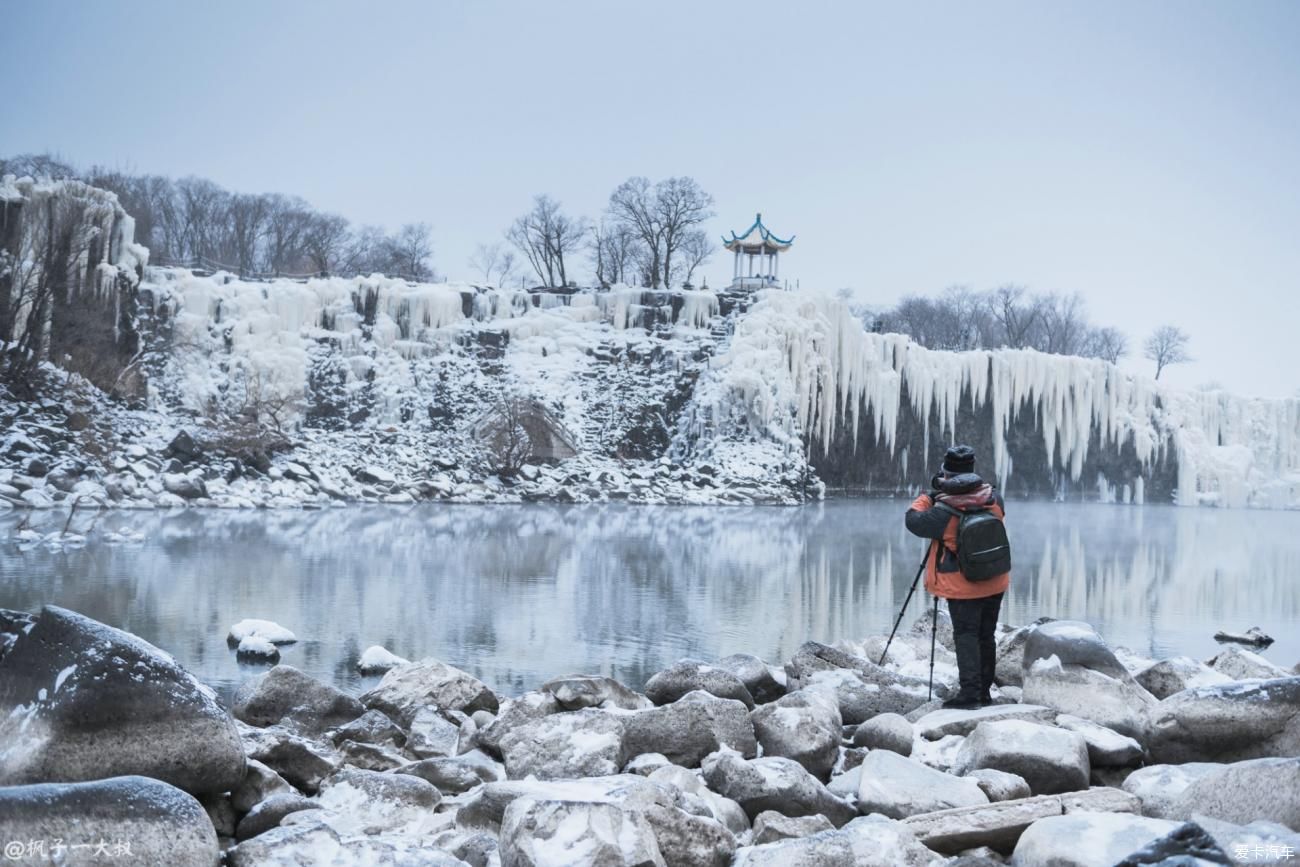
left=3, top=1, right=1298, bottom=396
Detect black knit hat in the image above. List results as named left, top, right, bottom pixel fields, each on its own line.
left=942, top=445, right=976, bottom=474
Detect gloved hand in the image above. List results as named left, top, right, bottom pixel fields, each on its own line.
left=929, top=472, right=943, bottom=496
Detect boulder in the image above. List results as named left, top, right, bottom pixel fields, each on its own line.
left=407, top=705, right=474, bottom=758
left=1168, top=757, right=1300, bottom=828
left=498, top=708, right=627, bottom=780
left=965, top=768, right=1032, bottom=802
left=730, top=814, right=940, bottom=867
left=701, top=752, right=857, bottom=827
left=643, top=802, right=736, bottom=867
left=357, top=645, right=409, bottom=674
left=457, top=775, right=673, bottom=833
left=749, top=690, right=842, bottom=779
left=0, top=606, right=244, bottom=795
left=1146, top=676, right=1300, bottom=763
left=751, top=810, right=836, bottom=844
left=321, top=766, right=441, bottom=809
left=1207, top=645, right=1292, bottom=680
left=337, top=739, right=405, bottom=771
left=166, top=430, right=204, bottom=463
left=901, top=788, right=1142, bottom=855
left=1054, top=714, right=1144, bottom=767
left=227, top=619, right=297, bottom=645
left=953, top=720, right=1090, bottom=795
left=1113, top=821, right=1231, bottom=867
left=162, top=472, right=208, bottom=500
left=477, top=690, right=562, bottom=756
left=541, top=674, right=651, bottom=711
left=851, top=712, right=914, bottom=756
left=329, top=708, right=406, bottom=749
left=234, top=792, right=321, bottom=841
left=232, top=665, right=364, bottom=734
left=231, top=759, right=294, bottom=814
left=361, top=657, right=499, bottom=727
left=913, top=704, right=1055, bottom=740
left=1020, top=621, right=1156, bottom=740
left=228, top=821, right=464, bottom=866
left=715, top=653, right=786, bottom=704
left=499, top=798, right=666, bottom=867
left=646, top=764, right=751, bottom=835
left=0, top=775, right=219, bottom=867
left=242, top=726, right=341, bottom=794
left=644, top=660, right=755, bottom=708
left=856, top=749, right=988, bottom=819
left=1134, top=656, right=1232, bottom=700
left=625, top=753, right=672, bottom=776
left=395, top=752, right=504, bottom=795
left=1120, top=763, right=1223, bottom=819
left=785, top=642, right=936, bottom=720
left=1011, top=811, right=1181, bottom=867
left=994, top=618, right=1053, bottom=687
left=622, top=691, right=757, bottom=767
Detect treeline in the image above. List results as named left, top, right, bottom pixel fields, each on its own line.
left=848, top=284, right=1130, bottom=363
left=0, top=153, right=435, bottom=280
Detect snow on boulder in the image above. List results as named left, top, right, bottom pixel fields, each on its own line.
left=498, top=708, right=627, bottom=780
left=357, top=645, right=409, bottom=674
left=851, top=712, right=914, bottom=756
left=232, top=665, right=364, bottom=734
left=749, top=689, right=842, bottom=779
left=1206, top=645, right=1292, bottom=680
left=1011, top=811, right=1181, bottom=867
left=0, top=605, right=245, bottom=795
left=1021, top=621, right=1156, bottom=740
left=228, top=619, right=298, bottom=645
left=731, top=814, right=939, bottom=867
left=0, top=776, right=219, bottom=866
left=314, top=767, right=443, bottom=836
left=644, top=659, right=755, bottom=708
left=621, top=690, right=757, bottom=768
left=1165, top=756, right=1300, bottom=829
left=856, top=749, right=988, bottom=819
left=701, top=751, right=857, bottom=827
left=541, top=674, right=651, bottom=711
left=953, top=719, right=1090, bottom=796
left=499, top=798, right=666, bottom=867
left=235, top=635, right=280, bottom=662
left=913, top=703, right=1055, bottom=740
left=1146, top=676, right=1300, bottom=763
left=1120, top=762, right=1223, bottom=819
left=1054, top=714, right=1145, bottom=768
left=785, top=641, right=935, bottom=722
left=360, top=657, right=499, bottom=726
left=1134, top=655, right=1232, bottom=700
left=456, top=775, right=675, bottom=834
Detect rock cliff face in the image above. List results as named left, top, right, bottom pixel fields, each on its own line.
left=4, top=177, right=1298, bottom=508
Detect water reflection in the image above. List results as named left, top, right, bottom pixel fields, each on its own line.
left=2, top=501, right=1296, bottom=701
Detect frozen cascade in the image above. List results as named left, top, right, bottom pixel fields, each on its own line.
left=690, top=290, right=1300, bottom=508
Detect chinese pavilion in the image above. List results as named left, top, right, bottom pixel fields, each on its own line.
left=723, top=213, right=794, bottom=289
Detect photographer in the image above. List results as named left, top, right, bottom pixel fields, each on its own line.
left=905, top=445, right=1012, bottom=709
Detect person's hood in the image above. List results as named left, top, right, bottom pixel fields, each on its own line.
left=936, top=472, right=995, bottom=509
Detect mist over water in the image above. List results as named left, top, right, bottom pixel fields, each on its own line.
left=3, top=500, right=1296, bottom=701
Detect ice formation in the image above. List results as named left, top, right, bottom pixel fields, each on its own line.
left=692, top=290, right=1300, bottom=508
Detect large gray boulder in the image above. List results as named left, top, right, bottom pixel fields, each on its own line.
left=1054, top=714, right=1144, bottom=768
left=394, top=751, right=504, bottom=795
left=749, top=690, right=842, bottom=779
left=477, top=690, right=562, bottom=756
left=1011, top=811, right=1181, bottom=867
left=499, top=798, right=665, bottom=867
left=1020, top=621, right=1157, bottom=741
left=785, top=642, right=936, bottom=721
left=851, top=712, right=914, bottom=756
left=856, top=749, right=988, bottom=819
left=360, top=657, right=498, bottom=727
left=232, top=665, right=364, bottom=734
left=1146, top=676, right=1300, bottom=763
left=1207, top=646, right=1293, bottom=681
left=233, top=791, right=321, bottom=841
left=751, top=810, right=836, bottom=844
left=541, top=674, right=651, bottom=711
left=622, top=691, right=757, bottom=767
left=0, top=606, right=244, bottom=795
left=715, top=653, right=786, bottom=704
left=457, top=775, right=674, bottom=833
left=0, top=776, right=219, bottom=867
left=241, top=725, right=341, bottom=794
left=730, top=814, right=940, bottom=867
left=1134, top=656, right=1231, bottom=700
left=329, top=708, right=407, bottom=749
left=994, top=618, right=1053, bottom=687
left=646, top=764, right=750, bottom=835
left=642, top=802, right=736, bottom=867
left=1167, top=757, right=1300, bottom=829
left=407, top=705, right=475, bottom=758
left=964, top=768, right=1033, bottom=802
left=1120, top=763, right=1223, bottom=819
left=702, top=751, right=857, bottom=827
left=953, top=719, right=1090, bottom=795
left=913, top=704, right=1054, bottom=740
left=498, top=708, right=627, bottom=780
left=644, top=660, right=755, bottom=708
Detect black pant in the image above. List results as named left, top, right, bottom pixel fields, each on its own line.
left=947, top=593, right=1003, bottom=699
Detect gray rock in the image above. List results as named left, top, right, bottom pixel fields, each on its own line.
left=1011, top=811, right=1180, bottom=867
left=750, top=689, right=842, bottom=779
left=644, top=659, right=755, bottom=708
left=499, top=708, right=627, bottom=780
left=646, top=764, right=750, bottom=835
left=360, top=657, right=498, bottom=727
left=856, top=749, right=988, bottom=819
left=751, top=810, right=836, bottom=844
left=0, top=775, right=219, bottom=867
left=1169, top=757, right=1300, bottom=828
left=913, top=704, right=1055, bottom=740
left=0, top=605, right=244, bottom=795
left=321, top=767, right=441, bottom=809
left=1146, top=676, right=1300, bottom=763
left=643, top=802, right=736, bottom=867
left=232, top=665, right=364, bottom=734
left=394, top=752, right=504, bottom=795
left=337, top=738, right=405, bottom=771
left=541, top=674, right=651, bottom=710
left=228, top=821, right=465, bottom=866
left=202, top=792, right=237, bottom=837
left=1020, top=621, right=1156, bottom=741
left=500, top=798, right=666, bottom=866
left=852, top=712, right=914, bottom=756
left=230, top=759, right=294, bottom=814
left=785, top=642, right=936, bottom=722
left=994, top=618, right=1053, bottom=687
left=407, top=705, right=474, bottom=758
left=715, top=653, right=786, bottom=704
left=701, top=752, right=857, bottom=827
left=827, top=765, right=862, bottom=800
left=328, top=708, right=406, bottom=749
left=1054, top=714, right=1144, bottom=767
left=1206, top=645, right=1292, bottom=680
left=731, top=814, right=939, bottom=867
left=622, top=691, right=757, bottom=767
left=1120, top=763, right=1223, bottom=819
left=1134, top=656, right=1231, bottom=700
left=625, top=753, right=672, bottom=776
left=162, top=472, right=208, bottom=499
left=242, top=726, right=341, bottom=794
left=476, top=690, right=562, bottom=756
left=234, top=792, right=321, bottom=841
left=965, top=768, right=1032, bottom=802
left=953, top=719, right=1090, bottom=795
left=457, top=775, right=673, bottom=833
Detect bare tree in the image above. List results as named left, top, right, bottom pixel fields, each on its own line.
left=589, top=219, right=639, bottom=286
left=989, top=284, right=1041, bottom=349
left=226, top=193, right=268, bottom=275
left=175, top=176, right=229, bottom=261
left=1082, top=326, right=1128, bottom=364
left=481, top=395, right=534, bottom=476
left=506, top=195, right=587, bottom=287
left=1144, top=325, right=1192, bottom=380
left=606, top=176, right=714, bottom=289
left=301, top=212, right=350, bottom=275
left=677, top=229, right=715, bottom=288
left=1038, top=292, right=1089, bottom=356
left=339, top=224, right=388, bottom=276
left=386, top=222, right=435, bottom=281
left=261, top=194, right=312, bottom=275
left=607, top=177, right=660, bottom=287
left=656, top=177, right=715, bottom=290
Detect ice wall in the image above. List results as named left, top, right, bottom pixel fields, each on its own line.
left=690, top=290, right=1300, bottom=508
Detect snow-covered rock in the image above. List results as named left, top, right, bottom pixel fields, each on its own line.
left=356, top=645, right=409, bottom=674
left=621, top=691, right=757, bottom=768
left=228, top=619, right=298, bottom=645
left=643, top=659, right=755, bottom=708
left=360, top=657, right=498, bottom=726
left=1011, top=811, right=1181, bottom=867
left=749, top=689, right=842, bottom=779
left=1134, top=655, right=1232, bottom=699
left=964, top=767, right=1033, bottom=802
left=953, top=719, right=1091, bottom=796
left=913, top=704, right=1055, bottom=740
left=236, top=635, right=281, bottom=662
left=1120, top=762, right=1223, bottom=819
left=1207, top=645, right=1292, bottom=680
left=232, top=665, right=363, bottom=734
left=499, top=798, right=666, bottom=867
left=1146, top=676, right=1300, bottom=763
left=751, top=810, right=836, bottom=845
left=1054, top=713, right=1145, bottom=767
left=701, top=751, right=856, bottom=827
left=856, top=749, right=988, bottom=819
left=851, top=711, right=914, bottom=756
left=234, top=792, right=321, bottom=841
left=498, top=708, right=626, bottom=780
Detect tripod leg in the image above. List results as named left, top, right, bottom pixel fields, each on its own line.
left=928, top=595, right=939, bottom=701
left=879, top=547, right=929, bottom=666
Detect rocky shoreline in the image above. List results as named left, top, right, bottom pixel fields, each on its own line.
left=1, top=606, right=1297, bottom=866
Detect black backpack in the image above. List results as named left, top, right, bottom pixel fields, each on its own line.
left=936, top=502, right=1011, bottom=581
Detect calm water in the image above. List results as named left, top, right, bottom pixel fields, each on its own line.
left=2, top=501, right=1297, bottom=702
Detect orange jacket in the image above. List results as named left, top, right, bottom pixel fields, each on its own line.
left=907, top=491, right=1010, bottom=600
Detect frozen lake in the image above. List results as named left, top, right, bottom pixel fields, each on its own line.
left=3, top=500, right=1297, bottom=700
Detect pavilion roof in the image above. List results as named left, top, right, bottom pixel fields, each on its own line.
left=722, top=213, right=794, bottom=251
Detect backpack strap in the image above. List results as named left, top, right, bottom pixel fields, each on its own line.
left=934, top=501, right=964, bottom=519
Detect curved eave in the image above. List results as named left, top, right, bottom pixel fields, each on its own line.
left=723, top=214, right=794, bottom=249
left=723, top=235, right=795, bottom=253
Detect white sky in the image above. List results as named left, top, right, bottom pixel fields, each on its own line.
left=3, top=1, right=1298, bottom=396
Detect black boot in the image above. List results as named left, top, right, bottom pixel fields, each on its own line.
left=942, top=693, right=982, bottom=710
